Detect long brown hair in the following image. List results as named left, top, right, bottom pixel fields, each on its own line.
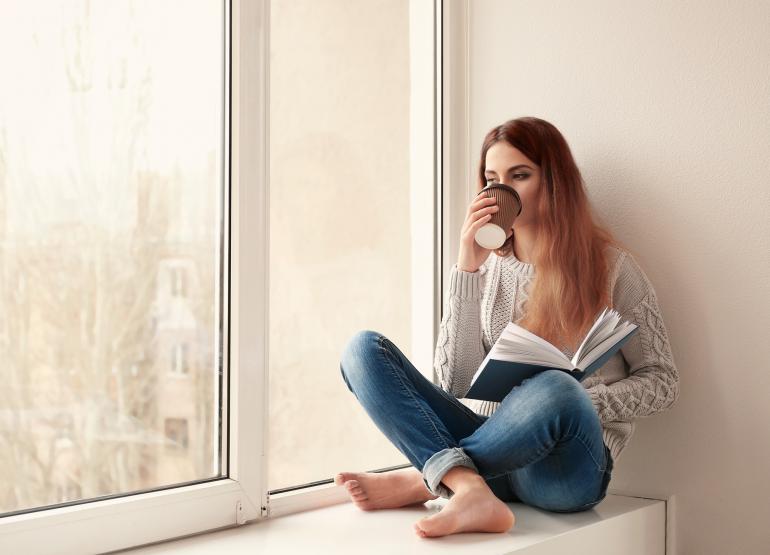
left=477, top=117, right=635, bottom=352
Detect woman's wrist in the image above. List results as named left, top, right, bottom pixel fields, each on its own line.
left=450, top=264, right=483, bottom=299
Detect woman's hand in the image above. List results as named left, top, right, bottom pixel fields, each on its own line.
left=457, top=194, right=499, bottom=273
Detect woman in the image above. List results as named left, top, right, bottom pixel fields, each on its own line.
left=335, top=116, right=681, bottom=539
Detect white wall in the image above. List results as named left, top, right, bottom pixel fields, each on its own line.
left=453, top=1, right=770, bottom=553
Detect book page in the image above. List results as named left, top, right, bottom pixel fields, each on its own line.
left=572, top=307, right=608, bottom=364
left=580, top=312, right=622, bottom=358
left=571, top=308, right=627, bottom=366
left=502, top=321, right=569, bottom=362
left=474, top=314, right=625, bottom=387
left=490, top=328, right=572, bottom=369
left=577, top=323, right=636, bottom=370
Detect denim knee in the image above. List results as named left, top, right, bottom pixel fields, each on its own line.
left=526, top=369, right=593, bottom=413
left=339, top=329, right=383, bottom=389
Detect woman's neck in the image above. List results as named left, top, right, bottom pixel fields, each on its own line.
left=512, top=227, right=537, bottom=263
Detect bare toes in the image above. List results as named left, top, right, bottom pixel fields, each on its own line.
left=335, top=472, right=356, bottom=486
left=345, top=479, right=360, bottom=489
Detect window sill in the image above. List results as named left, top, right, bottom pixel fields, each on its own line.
left=112, top=491, right=667, bottom=554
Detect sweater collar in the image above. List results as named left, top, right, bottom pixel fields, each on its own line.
left=499, top=251, right=535, bottom=276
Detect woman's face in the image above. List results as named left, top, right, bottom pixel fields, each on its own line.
left=483, top=141, right=542, bottom=237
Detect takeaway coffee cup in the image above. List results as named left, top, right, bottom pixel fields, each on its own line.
left=474, top=183, right=522, bottom=249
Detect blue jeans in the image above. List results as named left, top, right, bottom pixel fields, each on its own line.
left=339, top=330, right=613, bottom=513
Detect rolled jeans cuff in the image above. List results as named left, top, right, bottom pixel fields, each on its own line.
left=422, top=447, right=479, bottom=499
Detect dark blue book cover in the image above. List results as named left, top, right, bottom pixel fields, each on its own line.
left=463, top=326, right=638, bottom=403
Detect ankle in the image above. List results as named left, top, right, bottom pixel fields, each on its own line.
left=421, top=485, right=440, bottom=501
left=441, top=466, right=486, bottom=495
left=407, top=469, right=439, bottom=500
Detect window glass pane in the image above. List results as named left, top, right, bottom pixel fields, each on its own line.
left=0, top=0, right=225, bottom=515
left=269, top=0, right=433, bottom=490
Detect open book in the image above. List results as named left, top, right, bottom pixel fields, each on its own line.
left=464, top=307, right=639, bottom=402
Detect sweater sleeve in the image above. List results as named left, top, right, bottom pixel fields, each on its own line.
left=587, top=252, right=681, bottom=423
left=433, top=262, right=488, bottom=398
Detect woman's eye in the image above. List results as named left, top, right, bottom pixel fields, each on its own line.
left=485, top=174, right=528, bottom=183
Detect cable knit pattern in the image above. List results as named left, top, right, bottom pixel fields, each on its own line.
left=587, top=258, right=681, bottom=422
left=433, top=264, right=487, bottom=396
left=433, top=245, right=681, bottom=463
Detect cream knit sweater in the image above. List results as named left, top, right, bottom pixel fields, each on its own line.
left=433, top=245, right=681, bottom=463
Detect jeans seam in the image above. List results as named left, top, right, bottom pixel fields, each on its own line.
left=439, top=391, right=488, bottom=425
left=560, top=433, right=607, bottom=473
left=376, top=335, right=452, bottom=452
left=379, top=335, right=486, bottom=428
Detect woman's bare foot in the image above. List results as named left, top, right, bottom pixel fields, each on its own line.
left=413, top=477, right=515, bottom=538
left=334, top=467, right=439, bottom=511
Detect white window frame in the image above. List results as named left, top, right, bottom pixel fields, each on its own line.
left=0, top=0, right=452, bottom=550
left=0, top=1, right=269, bottom=552
left=438, top=0, right=471, bottom=298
